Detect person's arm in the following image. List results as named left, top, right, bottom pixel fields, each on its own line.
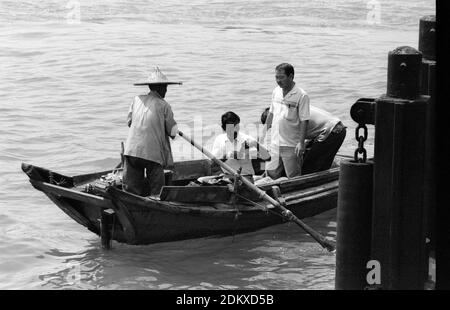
left=211, top=135, right=227, bottom=161
left=260, top=92, right=275, bottom=143
left=260, top=110, right=273, bottom=144
left=294, top=94, right=311, bottom=158
left=170, top=124, right=179, bottom=138
left=164, top=104, right=178, bottom=139
left=126, top=98, right=134, bottom=127
left=295, top=120, right=309, bottom=157
left=256, top=141, right=271, bottom=161
left=245, top=138, right=271, bottom=161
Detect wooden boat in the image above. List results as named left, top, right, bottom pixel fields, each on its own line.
left=21, top=158, right=341, bottom=245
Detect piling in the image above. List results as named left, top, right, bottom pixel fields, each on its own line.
left=101, top=208, right=115, bottom=249
left=418, top=15, right=435, bottom=62
left=418, top=15, right=436, bottom=283
left=371, top=46, right=429, bottom=289
left=335, top=160, right=373, bottom=290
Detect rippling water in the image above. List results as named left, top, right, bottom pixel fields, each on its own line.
left=0, top=0, right=435, bottom=289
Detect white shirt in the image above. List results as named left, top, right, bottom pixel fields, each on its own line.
left=211, top=132, right=257, bottom=175
left=306, top=106, right=342, bottom=142
left=124, top=92, right=177, bottom=167
left=269, top=84, right=310, bottom=147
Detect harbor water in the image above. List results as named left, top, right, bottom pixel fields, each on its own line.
left=0, top=0, right=435, bottom=289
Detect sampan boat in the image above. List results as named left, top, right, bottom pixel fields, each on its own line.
left=21, top=158, right=342, bottom=245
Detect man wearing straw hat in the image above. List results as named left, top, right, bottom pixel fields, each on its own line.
left=123, top=67, right=182, bottom=196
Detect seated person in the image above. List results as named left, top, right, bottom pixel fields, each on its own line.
left=260, top=105, right=346, bottom=175
left=211, top=111, right=270, bottom=176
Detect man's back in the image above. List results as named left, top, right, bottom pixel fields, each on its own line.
left=306, top=106, right=341, bottom=142
left=124, top=92, right=176, bottom=167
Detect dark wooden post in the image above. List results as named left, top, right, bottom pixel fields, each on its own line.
left=418, top=16, right=436, bottom=284
left=419, top=15, right=435, bottom=61
left=101, top=208, right=115, bottom=249
left=335, top=160, right=373, bottom=290
left=371, top=46, right=430, bottom=289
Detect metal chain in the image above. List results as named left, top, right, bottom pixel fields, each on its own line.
left=354, top=123, right=368, bottom=163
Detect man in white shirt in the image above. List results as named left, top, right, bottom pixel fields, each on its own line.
left=211, top=111, right=270, bottom=175
left=262, top=63, right=310, bottom=178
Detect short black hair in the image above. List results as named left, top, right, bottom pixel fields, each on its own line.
left=221, top=111, right=240, bottom=131
left=261, top=107, right=270, bottom=125
left=275, top=63, right=294, bottom=77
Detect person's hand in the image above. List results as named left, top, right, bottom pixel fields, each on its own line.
left=170, top=124, right=179, bottom=138
left=295, top=141, right=306, bottom=158
left=227, top=150, right=240, bottom=159
left=241, top=140, right=253, bottom=150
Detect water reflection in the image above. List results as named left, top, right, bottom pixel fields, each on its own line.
left=38, top=210, right=336, bottom=290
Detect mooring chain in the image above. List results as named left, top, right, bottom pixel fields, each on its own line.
left=354, top=123, right=368, bottom=163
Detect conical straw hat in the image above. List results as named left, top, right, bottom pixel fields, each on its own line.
left=134, top=67, right=182, bottom=86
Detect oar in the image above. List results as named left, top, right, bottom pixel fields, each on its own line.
left=178, top=130, right=336, bottom=252
left=114, top=142, right=125, bottom=169
left=120, top=141, right=125, bottom=167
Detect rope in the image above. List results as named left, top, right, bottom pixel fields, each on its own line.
left=233, top=192, right=283, bottom=218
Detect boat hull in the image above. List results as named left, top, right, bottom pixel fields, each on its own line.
left=23, top=161, right=339, bottom=245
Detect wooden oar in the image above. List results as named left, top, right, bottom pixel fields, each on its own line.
left=120, top=141, right=125, bottom=167
left=114, top=142, right=125, bottom=169
left=178, top=130, right=336, bottom=252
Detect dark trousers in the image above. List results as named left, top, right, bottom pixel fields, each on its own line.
left=123, top=155, right=165, bottom=196
left=302, top=128, right=346, bottom=175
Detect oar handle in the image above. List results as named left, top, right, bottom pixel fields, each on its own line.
left=178, top=131, right=236, bottom=175
left=178, top=130, right=336, bottom=252
left=239, top=175, right=336, bottom=252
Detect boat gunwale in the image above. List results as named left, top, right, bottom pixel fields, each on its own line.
left=106, top=179, right=339, bottom=216
left=23, top=160, right=341, bottom=217
left=26, top=178, right=339, bottom=216
left=29, top=179, right=110, bottom=208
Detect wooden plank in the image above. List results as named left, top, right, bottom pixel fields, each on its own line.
left=286, top=188, right=338, bottom=219
left=101, top=209, right=115, bottom=249
left=258, top=167, right=339, bottom=192
left=285, top=180, right=339, bottom=202
left=22, top=163, right=74, bottom=186
left=107, top=189, right=139, bottom=244
left=287, top=187, right=338, bottom=206
left=171, top=159, right=211, bottom=180
left=44, top=193, right=94, bottom=229
left=30, top=180, right=110, bottom=208
left=160, top=186, right=232, bottom=203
